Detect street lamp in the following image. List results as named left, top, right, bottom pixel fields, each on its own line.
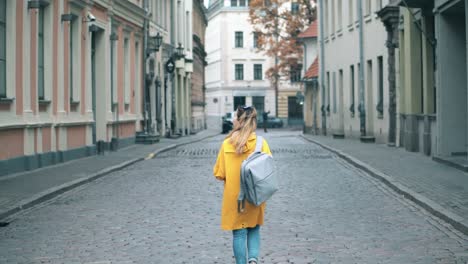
left=176, top=43, right=185, bottom=59
left=148, top=33, right=163, bottom=54
left=138, top=30, right=163, bottom=144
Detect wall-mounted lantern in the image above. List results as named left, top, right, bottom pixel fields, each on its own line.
left=176, top=43, right=185, bottom=59
left=148, top=32, right=163, bottom=53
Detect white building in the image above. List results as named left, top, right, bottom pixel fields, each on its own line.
left=319, top=0, right=390, bottom=143
left=205, top=0, right=276, bottom=129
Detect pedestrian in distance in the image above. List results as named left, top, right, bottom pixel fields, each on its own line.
left=213, top=105, right=272, bottom=264
left=262, top=110, right=270, bottom=133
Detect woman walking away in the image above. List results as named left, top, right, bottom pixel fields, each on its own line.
left=213, top=106, right=272, bottom=264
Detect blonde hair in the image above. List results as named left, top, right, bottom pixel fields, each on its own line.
left=226, top=106, right=258, bottom=154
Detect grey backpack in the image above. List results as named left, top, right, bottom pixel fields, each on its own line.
left=238, top=136, right=278, bottom=213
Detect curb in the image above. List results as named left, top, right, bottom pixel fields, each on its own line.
left=301, top=135, right=468, bottom=236
left=0, top=132, right=220, bottom=222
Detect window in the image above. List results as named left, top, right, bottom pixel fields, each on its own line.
left=350, top=65, right=355, bottom=116
left=326, top=71, right=330, bottom=114
left=349, top=0, right=354, bottom=25
left=365, top=0, right=371, bottom=16
left=254, top=64, right=262, bottom=80
left=235, top=31, right=243, bottom=48
left=291, top=2, right=299, bottom=13
left=110, top=29, right=117, bottom=106
left=0, top=0, right=6, bottom=98
left=235, top=64, right=244, bottom=80
left=377, top=56, right=384, bottom=117
left=337, top=0, right=342, bottom=31
left=377, top=0, right=383, bottom=10
left=324, top=0, right=329, bottom=36
left=69, top=17, right=78, bottom=102
left=331, top=0, right=335, bottom=34
left=134, top=41, right=140, bottom=110
left=239, top=0, right=246, bottom=6
left=231, top=0, right=237, bottom=7
left=38, top=8, right=45, bottom=100
left=332, top=72, right=337, bottom=113
left=124, top=38, right=130, bottom=105
left=290, top=64, right=302, bottom=83
left=252, top=96, right=264, bottom=114
left=253, top=32, right=258, bottom=48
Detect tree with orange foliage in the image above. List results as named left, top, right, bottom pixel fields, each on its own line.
left=249, top=0, right=316, bottom=81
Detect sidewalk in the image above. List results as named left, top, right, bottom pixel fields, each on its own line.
left=302, top=134, right=468, bottom=235
left=0, top=129, right=220, bottom=222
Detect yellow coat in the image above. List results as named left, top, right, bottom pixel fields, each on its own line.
left=213, top=133, right=272, bottom=231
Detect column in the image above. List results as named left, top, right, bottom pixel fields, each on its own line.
left=402, top=8, right=422, bottom=152
left=377, top=5, right=400, bottom=147
left=186, top=75, right=191, bottom=135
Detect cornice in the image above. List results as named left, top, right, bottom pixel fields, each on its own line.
left=112, top=0, right=146, bottom=27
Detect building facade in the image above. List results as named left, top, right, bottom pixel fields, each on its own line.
left=147, top=0, right=194, bottom=138
left=318, top=0, right=390, bottom=143
left=192, top=0, right=208, bottom=132
left=205, top=0, right=276, bottom=129
left=0, top=0, right=203, bottom=176
left=395, top=0, right=468, bottom=170
left=0, top=0, right=145, bottom=175
left=300, top=21, right=320, bottom=134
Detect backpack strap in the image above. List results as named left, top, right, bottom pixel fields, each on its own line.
left=255, top=136, right=263, bottom=153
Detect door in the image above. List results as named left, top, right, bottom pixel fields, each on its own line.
left=288, top=96, right=303, bottom=125
left=252, top=96, right=265, bottom=115
left=233, top=96, right=246, bottom=110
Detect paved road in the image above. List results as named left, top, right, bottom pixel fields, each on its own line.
left=0, top=131, right=467, bottom=263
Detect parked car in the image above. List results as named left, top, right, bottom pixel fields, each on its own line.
left=257, top=116, right=284, bottom=128
left=222, top=111, right=236, bottom=133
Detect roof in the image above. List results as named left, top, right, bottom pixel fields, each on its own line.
left=304, top=57, right=319, bottom=79
left=298, top=20, right=318, bottom=39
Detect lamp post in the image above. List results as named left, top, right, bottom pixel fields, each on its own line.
left=137, top=9, right=163, bottom=144
left=171, top=43, right=185, bottom=135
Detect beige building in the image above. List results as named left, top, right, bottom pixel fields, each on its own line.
left=192, top=0, right=208, bottom=132
left=318, top=0, right=390, bottom=143
left=300, top=21, right=320, bottom=134
left=205, top=0, right=276, bottom=129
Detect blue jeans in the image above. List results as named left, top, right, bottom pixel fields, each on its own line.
left=232, top=225, right=260, bottom=264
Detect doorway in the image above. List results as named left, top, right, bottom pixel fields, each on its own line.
left=437, top=2, right=467, bottom=157
left=91, top=28, right=106, bottom=145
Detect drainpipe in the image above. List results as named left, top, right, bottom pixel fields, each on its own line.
left=358, top=0, right=366, bottom=138
left=171, top=0, right=176, bottom=135
left=110, top=25, right=119, bottom=150
left=319, top=0, right=327, bottom=135
left=142, top=0, right=149, bottom=134
left=301, top=41, right=308, bottom=133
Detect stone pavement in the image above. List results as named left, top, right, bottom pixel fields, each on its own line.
left=302, top=134, right=468, bottom=236
left=0, top=132, right=466, bottom=263
left=0, top=129, right=220, bottom=222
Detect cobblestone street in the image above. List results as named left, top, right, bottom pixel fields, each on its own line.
left=0, top=131, right=467, bottom=264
